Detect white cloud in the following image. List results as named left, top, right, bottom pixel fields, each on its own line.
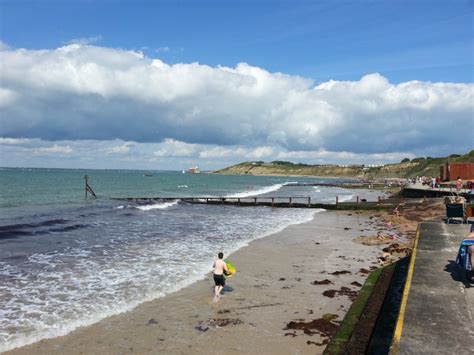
left=107, top=142, right=134, bottom=154
left=66, top=35, right=103, bottom=45
left=274, top=148, right=415, bottom=164
left=0, top=43, right=472, bottom=162
left=0, top=137, right=30, bottom=145
left=0, top=137, right=433, bottom=170
left=198, top=146, right=275, bottom=159
left=0, top=87, right=18, bottom=107
left=153, top=139, right=199, bottom=157
left=36, top=144, right=73, bottom=155
left=0, top=41, right=9, bottom=51
left=155, top=46, right=170, bottom=52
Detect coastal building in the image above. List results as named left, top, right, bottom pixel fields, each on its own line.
left=440, top=162, right=474, bottom=181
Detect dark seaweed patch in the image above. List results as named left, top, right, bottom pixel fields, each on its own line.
left=330, top=270, right=351, bottom=275
left=285, top=313, right=339, bottom=338
left=311, top=279, right=333, bottom=285
left=323, top=286, right=359, bottom=301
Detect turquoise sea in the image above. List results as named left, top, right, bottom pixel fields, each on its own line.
left=0, top=168, right=370, bottom=352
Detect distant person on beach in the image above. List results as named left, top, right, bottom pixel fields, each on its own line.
left=393, top=205, right=400, bottom=217
left=456, top=177, right=462, bottom=192
left=212, top=252, right=229, bottom=302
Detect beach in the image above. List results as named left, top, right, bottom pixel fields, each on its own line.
left=6, top=210, right=396, bottom=355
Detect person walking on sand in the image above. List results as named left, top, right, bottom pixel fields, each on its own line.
left=212, top=252, right=229, bottom=302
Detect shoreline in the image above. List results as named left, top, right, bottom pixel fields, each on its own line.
left=6, top=210, right=396, bottom=354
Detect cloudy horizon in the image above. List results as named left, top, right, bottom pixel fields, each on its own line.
left=1, top=1, right=472, bottom=171
left=1, top=43, right=473, bottom=170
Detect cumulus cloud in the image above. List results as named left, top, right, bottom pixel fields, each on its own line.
left=153, top=139, right=199, bottom=157
left=0, top=137, right=31, bottom=145
left=0, top=87, right=18, bottom=107
left=199, top=146, right=275, bottom=159
left=107, top=142, right=134, bottom=154
left=0, top=41, right=9, bottom=50
left=0, top=43, right=472, bottom=161
left=36, top=144, right=73, bottom=155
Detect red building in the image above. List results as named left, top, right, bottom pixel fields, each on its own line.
left=440, top=163, right=474, bottom=181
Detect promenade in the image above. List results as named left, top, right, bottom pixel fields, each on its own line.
left=402, top=182, right=471, bottom=198
left=392, top=221, right=474, bottom=354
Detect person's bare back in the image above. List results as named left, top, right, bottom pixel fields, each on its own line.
left=213, top=258, right=227, bottom=275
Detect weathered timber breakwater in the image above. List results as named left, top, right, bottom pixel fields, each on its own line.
left=111, top=196, right=404, bottom=211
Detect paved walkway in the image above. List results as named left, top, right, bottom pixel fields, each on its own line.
left=405, top=182, right=471, bottom=194
left=392, top=221, right=474, bottom=354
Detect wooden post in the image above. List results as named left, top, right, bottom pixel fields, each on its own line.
left=356, top=196, right=359, bottom=204
left=83, top=175, right=97, bottom=199
left=254, top=197, right=257, bottom=206
left=272, top=197, right=274, bottom=207
left=84, top=175, right=88, bottom=199
left=336, top=196, right=338, bottom=206
left=289, top=197, right=292, bottom=206
left=308, top=197, right=311, bottom=207
left=238, top=198, right=241, bottom=206
left=378, top=196, right=381, bottom=205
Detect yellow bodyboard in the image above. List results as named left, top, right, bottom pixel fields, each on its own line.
left=224, top=260, right=236, bottom=278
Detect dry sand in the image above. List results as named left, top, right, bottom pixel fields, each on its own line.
left=6, top=210, right=411, bottom=355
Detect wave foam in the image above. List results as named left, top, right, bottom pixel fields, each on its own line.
left=0, top=205, right=322, bottom=353
left=226, top=182, right=292, bottom=198
left=134, top=200, right=179, bottom=211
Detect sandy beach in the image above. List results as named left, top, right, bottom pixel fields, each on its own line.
left=5, top=210, right=408, bottom=355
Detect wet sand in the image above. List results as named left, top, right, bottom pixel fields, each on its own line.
left=6, top=211, right=401, bottom=355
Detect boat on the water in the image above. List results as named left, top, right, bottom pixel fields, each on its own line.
left=187, top=166, right=201, bottom=174
left=143, top=172, right=153, bottom=177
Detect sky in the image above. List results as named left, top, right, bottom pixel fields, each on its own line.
left=0, top=0, right=473, bottom=170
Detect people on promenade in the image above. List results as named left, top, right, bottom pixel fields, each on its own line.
left=212, top=252, right=229, bottom=302
left=466, top=232, right=474, bottom=283
left=456, top=230, right=474, bottom=284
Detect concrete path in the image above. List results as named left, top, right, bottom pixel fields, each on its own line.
left=406, top=182, right=470, bottom=194
left=393, top=221, right=473, bottom=354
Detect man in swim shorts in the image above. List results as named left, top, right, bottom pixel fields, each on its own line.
left=213, top=252, right=229, bottom=302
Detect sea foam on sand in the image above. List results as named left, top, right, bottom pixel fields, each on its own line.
left=6, top=211, right=388, bottom=355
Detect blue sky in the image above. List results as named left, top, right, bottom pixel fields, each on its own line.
left=2, top=0, right=472, bottom=83
left=0, top=0, right=473, bottom=169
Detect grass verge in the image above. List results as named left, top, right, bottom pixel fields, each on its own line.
left=324, top=263, right=396, bottom=354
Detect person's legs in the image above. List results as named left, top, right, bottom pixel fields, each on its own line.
left=213, top=275, right=225, bottom=301
left=468, top=245, right=473, bottom=269
left=213, top=285, right=221, bottom=302
left=468, top=245, right=474, bottom=281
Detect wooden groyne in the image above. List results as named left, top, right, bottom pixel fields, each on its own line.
left=111, top=196, right=400, bottom=211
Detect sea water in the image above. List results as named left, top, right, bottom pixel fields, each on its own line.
left=0, top=168, right=369, bottom=352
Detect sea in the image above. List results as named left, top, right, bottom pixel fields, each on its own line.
left=0, top=168, right=379, bottom=352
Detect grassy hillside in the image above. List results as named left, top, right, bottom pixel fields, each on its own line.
left=214, top=150, right=474, bottom=179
